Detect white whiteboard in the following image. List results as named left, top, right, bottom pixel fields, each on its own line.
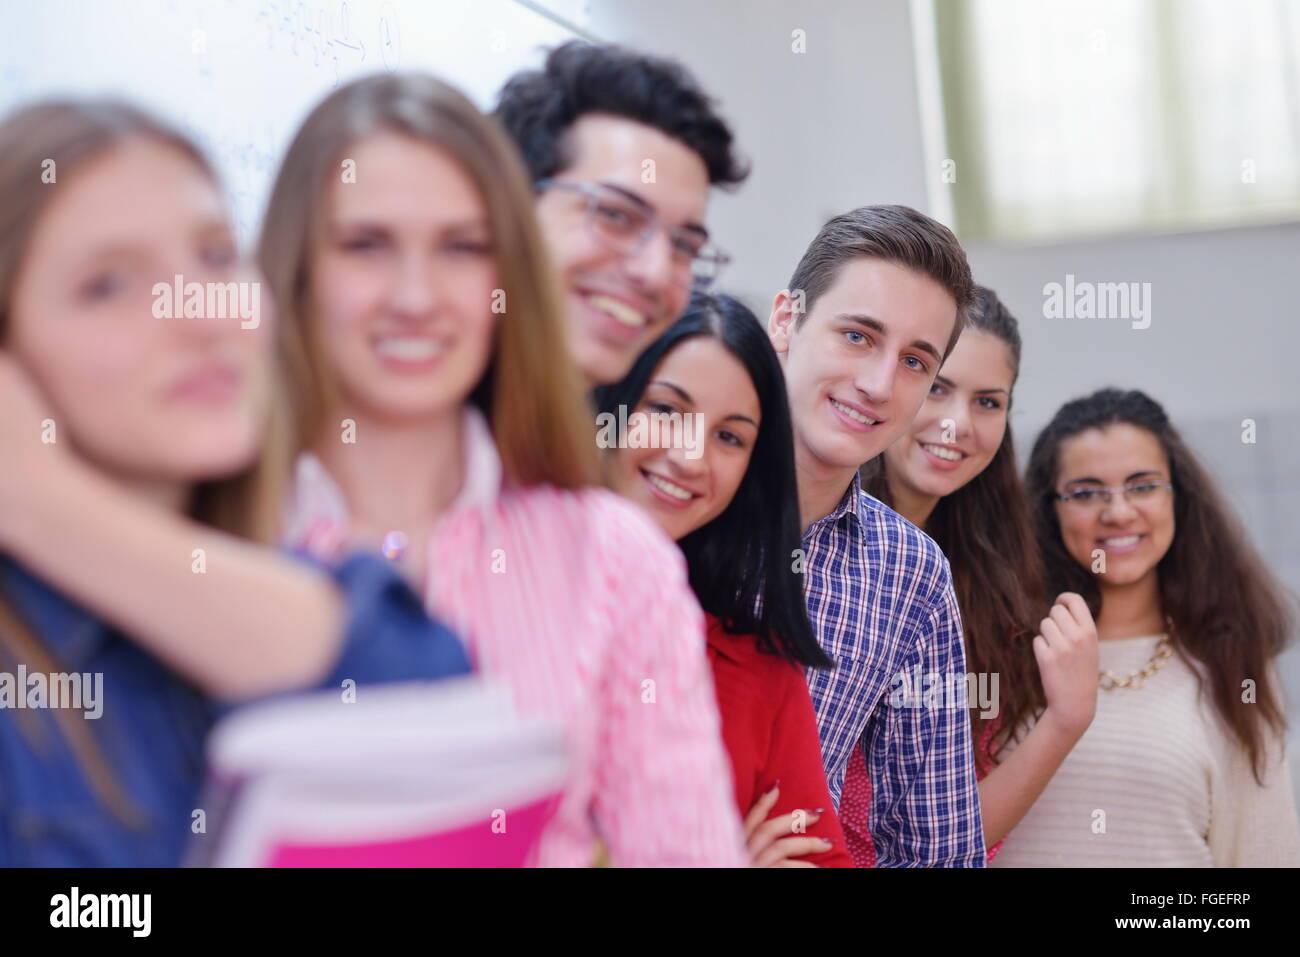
left=0, top=0, right=597, bottom=239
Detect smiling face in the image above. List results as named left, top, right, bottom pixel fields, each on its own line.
left=8, top=138, right=270, bottom=489
left=534, top=114, right=711, bottom=386
left=311, top=132, right=498, bottom=424
left=770, top=257, right=958, bottom=479
left=884, top=328, right=1015, bottom=499
left=1053, top=423, right=1176, bottom=589
left=610, top=336, right=760, bottom=542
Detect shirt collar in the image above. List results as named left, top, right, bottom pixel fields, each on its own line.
left=454, top=405, right=504, bottom=512
left=705, top=617, right=765, bottom=667
left=287, top=405, right=504, bottom=541
left=0, top=557, right=113, bottom=669
left=805, top=470, right=866, bottom=535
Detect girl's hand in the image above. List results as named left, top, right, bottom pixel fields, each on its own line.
left=1033, top=592, right=1100, bottom=739
left=743, top=784, right=831, bottom=868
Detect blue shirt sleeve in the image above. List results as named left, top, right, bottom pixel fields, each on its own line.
left=319, top=552, right=473, bottom=687
left=867, top=573, right=987, bottom=867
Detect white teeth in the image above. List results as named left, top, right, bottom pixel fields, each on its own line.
left=922, top=443, right=963, bottom=462
left=831, top=398, right=877, bottom=425
left=646, top=472, right=693, bottom=501
left=375, top=337, right=444, bottom=361
left=1102, top=535, right=1140, bottom=547
left=588, top=294, right=647, bottom=328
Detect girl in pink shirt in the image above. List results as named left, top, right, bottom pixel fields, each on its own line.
left=262, top=73, right=746, bottom=867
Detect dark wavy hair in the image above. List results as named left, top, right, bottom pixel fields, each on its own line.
left=863, top=286, right=1044, bottom=758
left=494, top=40, right=749, bottom=187
left=594, top=293, right=830, bottom=669
left=1025, top=387, right=1294, bottom=783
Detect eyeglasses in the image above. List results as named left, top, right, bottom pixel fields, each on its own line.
left=535, top=179, right=731, bottom=289
left=1055, top=481, right=1174, bottom=509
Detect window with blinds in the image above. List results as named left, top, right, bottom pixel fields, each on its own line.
left=928, top=0, right=1300, bottom=241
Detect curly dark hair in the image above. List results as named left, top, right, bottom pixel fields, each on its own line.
left=494, top=40, right=749, bottom=187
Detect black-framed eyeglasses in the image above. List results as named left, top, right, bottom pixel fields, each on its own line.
left=1055, top=481, right=1174, bottom=509
left=535, top=178, right=731, bottom=289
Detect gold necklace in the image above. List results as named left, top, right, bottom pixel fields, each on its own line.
left=1098, top=634, right=1173, bottom=691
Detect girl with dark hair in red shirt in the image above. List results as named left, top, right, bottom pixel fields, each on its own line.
left=597, top=292, right=851, bottom=867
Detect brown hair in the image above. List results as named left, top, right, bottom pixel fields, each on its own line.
left=258, top=73, right=597, bottom=488
left=1025, top=388, right=1293, bottom=783
left=864, top=286, right=1044, bottom=759
left=787, top=204, right=975, bottom=359
left=0, top=99, right=290, bottom=819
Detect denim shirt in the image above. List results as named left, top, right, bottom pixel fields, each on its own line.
left=0, top=553, right=472, bottom=867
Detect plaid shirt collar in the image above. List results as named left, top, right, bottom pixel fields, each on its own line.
left=805, top=469, right=867, bottom=537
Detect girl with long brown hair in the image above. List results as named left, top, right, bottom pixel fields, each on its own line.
left=1000, top=386, right=1300, bottom=865
left=841, top=286, right=1099, bottom=864
left=0, top=99, right=471, bottom=865
left=264, top=74, right=746, bottom=866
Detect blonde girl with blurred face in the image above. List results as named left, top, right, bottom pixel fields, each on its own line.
left=265, top=74, right=746, bottom=867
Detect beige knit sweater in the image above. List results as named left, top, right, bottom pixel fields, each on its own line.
left=990, top=634, right=1300, bottom=867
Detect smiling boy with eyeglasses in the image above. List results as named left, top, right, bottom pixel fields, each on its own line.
left=496, top=41, right=747, bottom=386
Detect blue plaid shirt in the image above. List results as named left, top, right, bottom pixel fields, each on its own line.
left=802, top=472, right=985, bottom=867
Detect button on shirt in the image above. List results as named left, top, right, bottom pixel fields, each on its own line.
left=801, top=472, right=985, bottom=867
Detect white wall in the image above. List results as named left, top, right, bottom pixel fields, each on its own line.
left=0, top=0, right=587, bottom=240
left=589, top=0, right=932, bottom=313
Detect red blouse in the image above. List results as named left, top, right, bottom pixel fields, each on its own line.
left=704, top=614, right=852, bottom=868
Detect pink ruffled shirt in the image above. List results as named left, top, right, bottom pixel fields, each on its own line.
left=283, top=409, right=747, bottom=867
